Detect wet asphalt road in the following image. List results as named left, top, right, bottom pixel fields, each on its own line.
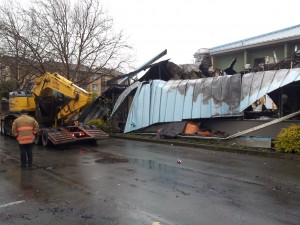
left=0, top=135, right=299, bottom=225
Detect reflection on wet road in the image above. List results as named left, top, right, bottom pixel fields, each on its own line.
left=0, top=136, right=299, bottom=225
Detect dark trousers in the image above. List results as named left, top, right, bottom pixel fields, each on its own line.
left=19, top=144, right=33, bottom=167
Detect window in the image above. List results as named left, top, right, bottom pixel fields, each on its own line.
left=92, top=84, right=98, bottom=91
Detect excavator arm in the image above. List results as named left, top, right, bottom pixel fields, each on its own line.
left=32, top=72, right=92, bottom=125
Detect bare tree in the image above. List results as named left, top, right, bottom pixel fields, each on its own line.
left=0, top=0, right=134, bottom=89
left=0, top=0, right=41, bottom=91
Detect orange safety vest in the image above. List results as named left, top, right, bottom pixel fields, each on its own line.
left=12, top=115, right=39, bottom=144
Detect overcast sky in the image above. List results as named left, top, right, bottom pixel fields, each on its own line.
left=102, top=0, right=299, bottom=69
left=17, top=0, right=300, bottom=70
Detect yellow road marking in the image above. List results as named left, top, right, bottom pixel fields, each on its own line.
left=152, top=222, right=161, bottom=225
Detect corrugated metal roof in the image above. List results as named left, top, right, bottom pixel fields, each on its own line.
left=123, top=75, right=243, bottom=133
left=110, top=81, right=142, bottom=116
left=240, top=68, right=300, bottom=111
left=110, top=68, right=300, bottom=133
left=210, top=24, right=300, bottom=53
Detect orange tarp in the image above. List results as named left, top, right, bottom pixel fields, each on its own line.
left=197, top=130, right=215, bottom=136
left=184, top=122, right=200, bottom=134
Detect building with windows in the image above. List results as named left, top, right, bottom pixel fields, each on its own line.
left=201, top=24, right=300, bottom=74
left=87, top=68, right=123, bottom=97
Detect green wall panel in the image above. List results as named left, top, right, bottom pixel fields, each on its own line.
left=211, top=42, right=300, bottom=73
left=213, top=52, right=244, bottom=72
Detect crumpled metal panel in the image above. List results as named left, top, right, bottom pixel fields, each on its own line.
left=240, top=68, right=300, bottom=111
left=123, top=83, right=142, bottom=132
left=120, top=68, right=300, bottom=133
left=174, top=80, right=188, bottom=121
left=192, top=78, right=206, bottom=118
left=164, top=80, right=179, bottom=122
left=150, top=80, right=165, bottom=124
left=111, top=81, right=142, bottom=116
left=183, top=80, right=197, bottom=119
left=124, top=75, right=242, bottom=133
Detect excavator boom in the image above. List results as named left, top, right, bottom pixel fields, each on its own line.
left=31, top=72, right=92, bottom=124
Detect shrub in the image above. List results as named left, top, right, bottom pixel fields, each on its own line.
left=87, top=118, right=109, bottom=133
left=273, top=124, right=300, bottom=153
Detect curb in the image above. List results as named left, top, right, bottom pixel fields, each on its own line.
left=110, top=135, right=300, bottom=161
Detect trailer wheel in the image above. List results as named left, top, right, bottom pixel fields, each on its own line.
left=42, top=130, right=53, bottom=147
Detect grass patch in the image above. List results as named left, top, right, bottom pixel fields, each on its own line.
left=110, top=132, right=278, bottom=153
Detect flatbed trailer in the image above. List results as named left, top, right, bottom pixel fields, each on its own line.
left=1, top=114, right=109, bottom=146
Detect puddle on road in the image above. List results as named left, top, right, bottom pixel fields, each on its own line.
left=95, top=152, right=128, bottom=164
left=129, top=158, right=180, bottom=175
left=95, top=151, right=183, bottom=175
left=94, top=152, right=182, bottom=175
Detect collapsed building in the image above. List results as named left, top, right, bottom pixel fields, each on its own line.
left=81, top=25, right=300, bottom=148
left=103, top=47, right=298, bottom=147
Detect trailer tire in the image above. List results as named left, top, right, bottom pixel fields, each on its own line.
left=42, top=130, right=53, bottom=147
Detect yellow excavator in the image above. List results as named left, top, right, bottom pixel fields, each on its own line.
left=1, top=72, right=109, bottom=146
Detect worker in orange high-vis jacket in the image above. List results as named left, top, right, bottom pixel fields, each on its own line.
left=12, top=109, right=39, bottom=168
